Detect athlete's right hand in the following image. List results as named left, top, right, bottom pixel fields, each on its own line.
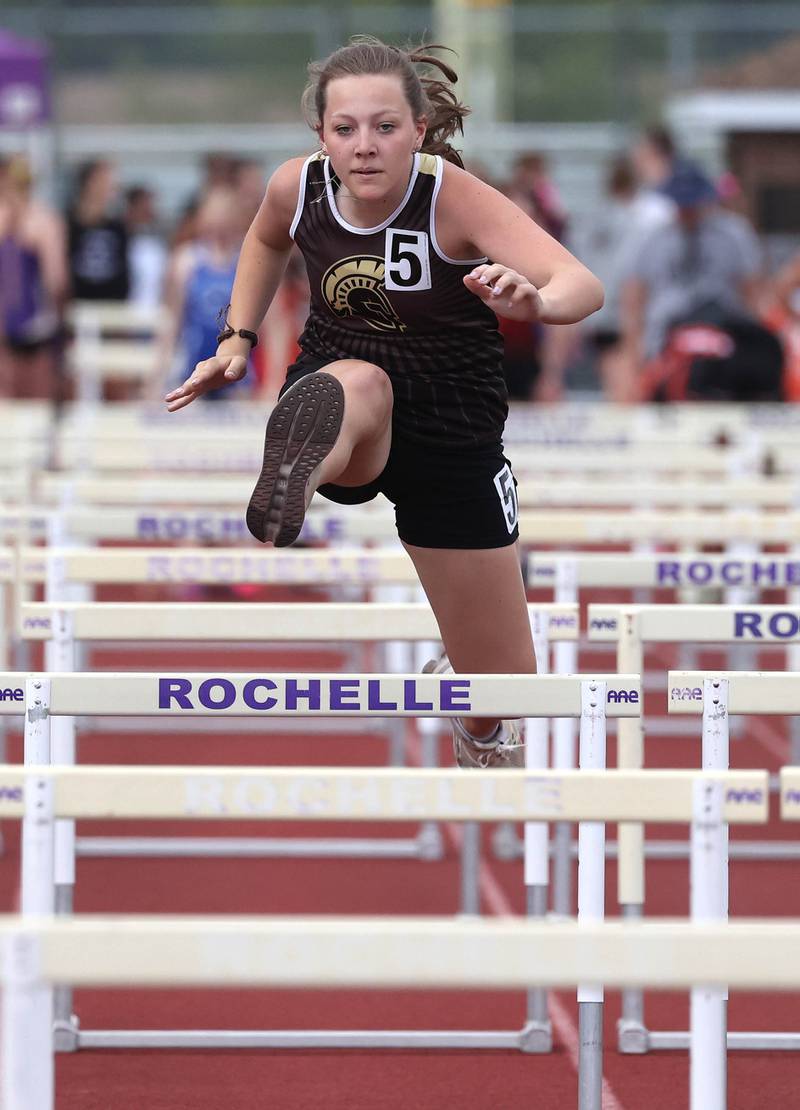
left=164, top=353, right=248, bottom=412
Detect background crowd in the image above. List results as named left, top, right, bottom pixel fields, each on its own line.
left=2, top=127, right=800, bottom=406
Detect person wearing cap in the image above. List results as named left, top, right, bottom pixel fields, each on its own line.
left=620, top=161, right=764, bottom=378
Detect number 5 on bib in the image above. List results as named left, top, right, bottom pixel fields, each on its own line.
left=384, top=229, right=432, bottom=292
left=494, top=464, right=519, bottom=533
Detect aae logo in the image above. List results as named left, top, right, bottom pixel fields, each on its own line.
left=725, top=788, right=763, bottom=804
left=670, top=687, right=703, bottom=702
left=607, top=689, right=639, bottom=704
left=590, top=618, right=617, bottom=631
left=0, top=688, right=23, bottom=703
left=0, top=785, right=22, bottom=801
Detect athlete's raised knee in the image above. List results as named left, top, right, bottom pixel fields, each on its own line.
left=326, top=360, right=393, bottom=414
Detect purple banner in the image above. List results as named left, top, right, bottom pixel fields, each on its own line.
left=0, top=29, right=50, bottom=127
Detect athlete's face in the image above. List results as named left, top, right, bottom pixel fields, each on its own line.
left=320, top=74, right=426, bottom=204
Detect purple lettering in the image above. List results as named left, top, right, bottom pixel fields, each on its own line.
left=688, top=561, right=712, bottom=585
left=441, top=680, right=472, bottom=712
left=719, top=562, right=743, bottom=585
left=769, top=612, right=800, bottom=639
left=285, top=679, right=321, bottom=711
left=329, top=679, right=361, bottom=710
left=787, top=563, right=800, bottom=586
left=159, top=678, right=193, bottom=709
left=656, top=561, right=680, bottom=585
left=752, top=562, right=778, bottom=586
left=146, top=556, right=170, bottom=581
left=243, top=679, right=277, bottom=710
left=734, top=612, right=762, bottom=639
left=367, top=679, right=398, bottom=711
left=198, top=679, right=236, bottom=709
left=404, top=679, right=433, bottom=712
left=139, top=516, right=159, bottom=539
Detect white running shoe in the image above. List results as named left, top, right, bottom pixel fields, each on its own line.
left=422, top=654, right=525, bottom=769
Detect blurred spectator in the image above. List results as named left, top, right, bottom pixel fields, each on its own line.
left=622, top=163, right=782, bottom=401
left=124, top=185, right=168, bottom=308
left=203, top=152, right=238, bottom=189
left=159, top=186, right=251, bottom=400
left=495, top=183, right=543, bottom=400
left=578, top=155, right=673, bottom=401
left=0, top=155, right=68, bottom=398
left=232, top=157, right=266, bottom=236
left=67, top=160, right=129, bottom=301
left=509, top=152, right=568, bottom=241
left=631, top=125, right=677, bottom=191
left=764, top=251, right=800, bottom=400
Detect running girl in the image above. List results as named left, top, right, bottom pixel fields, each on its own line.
left=165, top=38, right=603, bottom=766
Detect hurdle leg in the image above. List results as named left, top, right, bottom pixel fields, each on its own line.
left=615, top=614, right=648, bottom=1052
left=2, top=930, right=54, bottom=1110
left=521, top=612, right=552, bottom=1052
left=578, top=679, right=607, bottom=1110
left=43, top=610, right=80, bottom=1051
left=412, top=619, right=445, bottom=862
left=788, top=550, right=800, bottom=763
left=690, top=773, right=727, bottom=1110
left=552, top=558, right=578, bottom=916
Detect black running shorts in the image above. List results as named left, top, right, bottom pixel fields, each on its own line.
left=280, top=355, right=520, bottom=550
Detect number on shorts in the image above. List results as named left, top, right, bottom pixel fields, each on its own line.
left=384, top=229, right=432, bottom=292
left=493, top=463, right=519, bottom=533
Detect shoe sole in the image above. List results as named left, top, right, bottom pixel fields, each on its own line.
left=246, top=372, right=344, bottom=546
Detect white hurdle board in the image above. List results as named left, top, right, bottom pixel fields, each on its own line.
left=0, top=766, right=767, bottom=824
left=528, top=552, right=800, bottom=590
left=0, top=914, right=788, bottom=990
left=0, top=672, right=639, bottom=719
left=20, top=601, right=579, bottom=644
left=11, top=507, right=800, bottom=545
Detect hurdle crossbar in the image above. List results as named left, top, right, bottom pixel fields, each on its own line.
left=588, top=603, right=800, bottom=643
left=780, top=767, right=800, bottom=819
left=11, top=507, right=800, bottom=545
left=18, top=547, right=421, bottom=586
left=0, top=672, right=641, bottom=717
left=669, top=671, right=800, bottom=714
left=527, top=552, right=800, bottom=590
left=0, top=916, right=792, bottom=990
left=1, top=766, right=769, bottom=823
left=20, top=601, right=578, bottom=643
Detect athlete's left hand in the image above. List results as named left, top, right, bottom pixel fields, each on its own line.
left=464, top=263, right=544, bottom=322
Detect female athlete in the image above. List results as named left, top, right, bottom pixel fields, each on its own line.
left=165, top=38, right=603, bottom=766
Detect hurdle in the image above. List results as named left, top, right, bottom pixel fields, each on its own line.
left=19, top=598, right=576, bottom=864
left=4, top=671, right=647, bottom=1100
left=587, top=607, right=800, bottom=1050
left=19, top=603, right=578, bottom=1049
left=672, top=675, right=800, bottom=1059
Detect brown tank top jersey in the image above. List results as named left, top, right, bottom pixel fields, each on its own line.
left=290, top=151, right=507, bottom=448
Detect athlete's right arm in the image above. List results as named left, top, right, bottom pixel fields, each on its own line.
left=165, top=158, right=304, bottom=411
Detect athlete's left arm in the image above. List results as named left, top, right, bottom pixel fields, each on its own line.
left=437, top=163, right=604, bottom=325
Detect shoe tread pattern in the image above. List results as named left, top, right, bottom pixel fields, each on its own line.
left=246, top=372, right=344, bottom=546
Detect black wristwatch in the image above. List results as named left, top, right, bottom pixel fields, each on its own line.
left=216, top=325, right=259, bottom=349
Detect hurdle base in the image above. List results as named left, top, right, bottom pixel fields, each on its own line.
left=74, top=1028, right=535, bottom=1051
left=76, top=833, right=440, bottom=861
left=648, top=1030, right=800, bottom=1052
left=519, top=1020, right=553, bottom=1054
left=54, top=1015, right=80, bottom=1053
left=617, top=1019, right=649, bottom=1054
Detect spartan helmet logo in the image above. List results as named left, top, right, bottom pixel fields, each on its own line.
left=322, top=256, right=406, bottom=333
